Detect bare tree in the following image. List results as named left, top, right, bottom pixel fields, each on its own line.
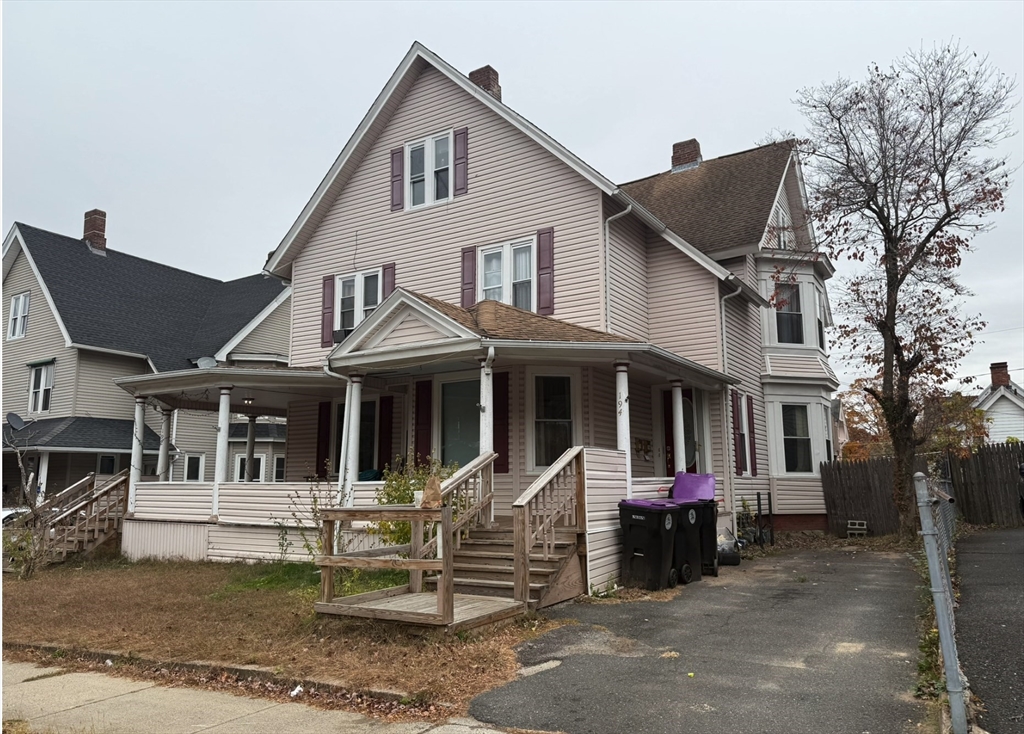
left=798, top=44, right=1017, bottom=535
left=2, top=429, right=48, bottom=579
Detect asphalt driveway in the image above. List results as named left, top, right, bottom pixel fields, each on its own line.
left=471, top=549, right=926, bottom=734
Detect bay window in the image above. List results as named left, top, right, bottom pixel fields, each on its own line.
left=782, top=404, right=812, bottom=473
left=776, top=283, right=803, bottom=344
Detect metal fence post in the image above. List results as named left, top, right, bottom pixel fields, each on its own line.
left=914, top=472, right=968, bottom=734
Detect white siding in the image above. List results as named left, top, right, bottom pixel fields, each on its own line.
left=74, top=350, right=149, bottom=420
left=589, top=367, right=617, bottom=450
left=985, top=395, right=1024, bottom=443
left=583, top=448, right=629, bottom=593
left=2, top=250, right=78, bottom=418
left=121, top=520, right=209, bottom=561
left=285, top=400, right=321, bottom=481
left=606, top=199, right=649, bottom=341
left=289, top=66, right=603, bottom=367
left=771, top=476, right=827, bottom=514
left=132, top=482, right=213, bottom=521
left=234, top=296, right=291, bottom=355
left=374, top=314, right=451, bottom=348
left=646, top=233, right=722, bottom=370
left=218, top=482, right=319, bottom=526
left=170, top=409, right=218, bottom=482
left=629, top=381, right=655, bottom=478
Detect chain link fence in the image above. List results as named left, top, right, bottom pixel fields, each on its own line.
left=914, top=472, right=968, bottom=734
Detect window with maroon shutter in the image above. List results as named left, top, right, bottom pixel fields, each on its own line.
left=382, top=263, right=396, bottom=299
left=390, top=148, right=404, bottom=211
left=746, top=395, right=758, bottom=476
left=315, top=401, right=332, bottom=478
left=321, top=276, right=334, bottom=348
left=453, top=127, right=469, bottom=196
left=461, top=247, right=476, bottom=308
left=493, top=371, right=510, bottom=473
left=414, top=380, right=432, bottom=464
left=537, top=227, right=554, bottom=315
left=731, top=389, right=744, bottom=476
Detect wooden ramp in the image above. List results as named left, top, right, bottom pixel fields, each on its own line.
left=315, top=589, right=525, bottom=632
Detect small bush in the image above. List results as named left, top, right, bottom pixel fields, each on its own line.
left=371, top=456, right=457, bottom=547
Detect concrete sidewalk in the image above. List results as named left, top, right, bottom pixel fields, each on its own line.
left=2, top=661, right=508, bottom=734
left=956, top=528, right=1024, bottom=734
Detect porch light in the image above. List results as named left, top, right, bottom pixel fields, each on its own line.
left=243, top=396, right=254, bottom=406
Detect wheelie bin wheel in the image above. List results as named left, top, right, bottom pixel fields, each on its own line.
left=680, top=563, right=693, bottom=584
left=667, top=567, right=679, bottom=588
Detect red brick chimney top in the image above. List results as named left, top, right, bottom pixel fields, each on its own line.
left=990, top=362, right=1010, bottom=388
left=672, top=139, right=702, bottom=171
left=84, top=209, right=106, bottom=251
left=469, top=65, right=501, bottom=102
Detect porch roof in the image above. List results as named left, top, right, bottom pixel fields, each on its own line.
left=2, top=416, right=166, bottom=454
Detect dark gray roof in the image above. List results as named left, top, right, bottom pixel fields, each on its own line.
left=16, top=223, right=286, bottom=372
left=228, top=423, right=288, bottom=441
left=3, top=417, right=165, bottom=452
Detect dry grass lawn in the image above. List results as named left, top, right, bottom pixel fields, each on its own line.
left=2, top=557, right=555, bottom=713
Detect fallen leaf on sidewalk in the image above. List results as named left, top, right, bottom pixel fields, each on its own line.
left=660, top=651, right=680, bottom=658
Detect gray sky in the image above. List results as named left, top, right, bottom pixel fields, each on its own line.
left=3, top=1, right=1022, bottom=390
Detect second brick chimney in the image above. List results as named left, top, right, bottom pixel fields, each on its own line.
left=990, top=362, right=1010, bottom=388
left=672, top=139, right=702, bottom=171
left=469, top=65, right=501, bottom=102
left=84, top=209, right=107, bottom=252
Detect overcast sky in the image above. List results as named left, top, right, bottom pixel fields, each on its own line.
left=3, top=1, right=1022, bottom=390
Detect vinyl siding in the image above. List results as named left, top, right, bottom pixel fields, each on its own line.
left=605, top=199, right=649, bottom=341
left=583, top=448, right=628, bottom=593
left=170, top=409, right=218, bottom=482
left=374, top=313, right=449, bottom=348
left=285, top=400, right=322, bottom=481
left=234, top=296, right=291, bottom=355
left=2, top=250, right=78, bottom=418
left=764, top=354, right=835, bottom=381
left=289, top=65, right=603, bottom=367
left=121, top=520, right=209, bottom=561
left=629, top=380, right=655, bottom=478
left=74, top=350, right=149, bottom=420
left=227, top=441, right=286, bottom=482
left=133, top=482, right=213, bottom=521
left=589, top=367, right=617, bottom=450
left=771, top=476, right=827, bottom=514
left=646, top=233, right=722, bottom=370
left=985, top=395, right=1024, bottom=443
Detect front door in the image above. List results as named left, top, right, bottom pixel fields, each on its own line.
left=440, top=379, right=480, bottom=469
left=663, top=388, right=699, bottom=475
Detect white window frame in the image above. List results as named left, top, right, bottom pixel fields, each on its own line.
left=477, top=237, right=537, bottom=311
left=777, top=205, right=792, bottom=249
left=96, top=454, right=118, bottom=475
left=814, top=286, right=829, bottom=354
left=273, top=455, right=286, bottom=483
left=334, top=269, right=383, bottom=336
left=28, top=363, right=54, bottom=414
left=7, top=292, right=30, bottom=340
left=234, top=453, right=266, bottom=482
left=182, top=453, right=205, bottom=483
left=405, top=130, right=453, bottom=210
left=737, top=393, right=751, bottom=476
left=525, top=367, right=582, bottom=473
left=775, top=282, right=804, bottom=345
left=823, top=404, right=834, bottom=462
left=779, top=403, right=814, bottom=475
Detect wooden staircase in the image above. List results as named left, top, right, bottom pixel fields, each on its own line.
left=46, top=470, right=129, bottom=561
left=426, top=522, right=585, bottom=608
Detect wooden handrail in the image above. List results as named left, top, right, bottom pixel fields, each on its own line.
left=512, top=446, right=584, bottom=507
left=440, top=451, right=497, bottom=499
left=29, top=472, right=98, bottom=522
left=44, top=469, right=130, bottom=561
left=49, top=472, right=128, bottom=526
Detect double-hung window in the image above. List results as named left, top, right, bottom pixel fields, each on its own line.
left=335, top=269, right=381, bottom=338
left=782, top=404, right=812, bottom=473
left=8, top=292, right=29, bottom=339
left=235, top=454, right=265, bottom=482
left=814, top=287, right=828, bottom=352
left=29, top=363, right=53, bottom=413
left=479, top=238, right=535, bottom=311
left=737, top=394, right=750, bottom=474
left=533, top=375, right=574, bottom=468
left=823, top=404, right=834, bottom=461
left=273, top=456, right=286, bottom=482
left=407, top=132, right=451, bottom=208
left=776, top=283, right=804, bottom=344
left=776, top=206, right=792, bottom=249
left=184, top=454, right=205, bottom=482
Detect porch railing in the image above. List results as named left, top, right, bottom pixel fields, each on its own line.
left=420, top=451, right=496, bottom=557
left=511, top=446, right=585, bottom=602
left=46, top=470, right=130, bottom=560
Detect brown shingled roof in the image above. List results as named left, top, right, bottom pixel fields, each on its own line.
left=621, top=141, right=793, bottom=254
left=408, top=291, right=637, bottom=343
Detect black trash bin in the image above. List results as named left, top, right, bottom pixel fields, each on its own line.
left=673, top=502, right=704, bottom=584
left=618, top=499, right=680, bottom=590
left=698, top=501, right=719, bottom=577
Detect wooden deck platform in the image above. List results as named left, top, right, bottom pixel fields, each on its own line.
left=315, top=589, right=526, bottom=632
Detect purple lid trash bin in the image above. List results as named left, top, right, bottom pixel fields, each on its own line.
left=670, top=473, right=716, bottom=502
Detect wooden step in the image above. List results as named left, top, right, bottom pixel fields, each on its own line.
left=452, top=550, right=567, bottom=568
left=448, top=564, right=555, bottom=584
left=467, top=527, right=579, bottom=541
left=458, top=538, right=575, bottom=550
left=425, top=576, right=543, bottom=600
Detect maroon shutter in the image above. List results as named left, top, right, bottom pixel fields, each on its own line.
left=746, top=395, right=758, bottom=477
left=493, top=371, right=510, bottom=473
left=537, top=227, right=554, bottom=315
left=321, top=276, right=335, bottom=348
left=731, top=390, right=743, bottom=476
left=377, top=395, right=394, bottom=472
left=414, top=380, right=432, bottom=465
left=382, top=262, right=396, bottom=298
left=390, top=147, right=404, bottom=211
left=315, top=401, right=332, bottom=478
left=461, top=246, right=476, bottom=308
left=453, top=127, right=469, bottom=197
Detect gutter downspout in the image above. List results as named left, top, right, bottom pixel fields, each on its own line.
left=720, top=276, right=744, bottom=533
left=603, top=205, right=632, bottom=333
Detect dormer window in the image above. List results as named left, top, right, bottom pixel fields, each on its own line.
left=7, top=292, right=30, bottom=339
left=407, top=132, right=452, bottom=208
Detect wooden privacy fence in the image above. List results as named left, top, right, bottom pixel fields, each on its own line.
left=821, top=443, right=1024, bottom=535
left=947, top=443, right=1023, bottom=528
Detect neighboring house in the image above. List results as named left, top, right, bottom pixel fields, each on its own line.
left=112, top=43, right=837, bottom=584
left=1, top=211, right=290, bottom=507
left=973, top=362, right=1024, bottom=443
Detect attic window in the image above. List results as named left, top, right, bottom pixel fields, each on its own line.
left=407, top=132, right=452, bottom=208
left=776, top=206, right=792, bottom=249
left=7, top=292, right=30, bottom=340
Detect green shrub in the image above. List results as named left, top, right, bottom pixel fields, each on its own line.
left=371, top=456, right=458, bottom=547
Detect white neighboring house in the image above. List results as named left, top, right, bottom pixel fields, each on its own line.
left=973, top=362, right=1024, bottom=443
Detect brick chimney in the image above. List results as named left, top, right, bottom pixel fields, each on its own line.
left=469, top=65, right=501, bottom=102
left=84, top=209, right=106, bottom=251
left=990, top=362, right=1010, bottom=388
left=672, top=139, right=702, bottom=171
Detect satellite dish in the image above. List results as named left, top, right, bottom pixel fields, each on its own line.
left=6, top=413, right=26, bottom=431
left=197, top=357, right=218, bottom=369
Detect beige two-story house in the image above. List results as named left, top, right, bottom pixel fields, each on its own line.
left=114, top=42, right=837, bottom=593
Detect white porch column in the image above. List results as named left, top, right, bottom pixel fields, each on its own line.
left=343, top=374, right=364, bottom=507
left=670, top=380, right=686, bottom=475
left=336, top=380, right=353, bottom=505
left=156, top=408, right=172, bottom=481
left=615, top=362, right=633, bottom=498
left=212, top=386, right=232, bottom=518
left=128, top=396, right=145, bottom=513
left=479, top=353, right=495, bottom=522
left=244, top=415, right=257, bottom=482
left=36, top=451, right=50, bottom=507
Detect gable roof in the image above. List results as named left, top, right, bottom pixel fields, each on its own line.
left=9, top=223, right=287, bottom=372
left=621, top=142, right=794, bottom=255
left=263, top=42, right=742, bottom=291
left=973, top=381, right=1024, bottom=413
